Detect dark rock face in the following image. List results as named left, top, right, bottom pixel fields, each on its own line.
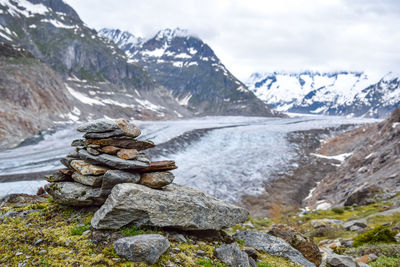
left=0, top=0, right=191, bottom=150
left=214, top=243, right=250, bottom=267
left=233, top=230, right=315, bottom=267
left=0, top=44, right=72, bottom=150
left=91, top=183, right=249, bottom=230
left=344, top=186, right=384, bottom=206
left=99, top=28, right=278, bottom=117
left=113, top=234, right=170, bottom=264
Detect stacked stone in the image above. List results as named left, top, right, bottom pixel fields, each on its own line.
left=44, top=118, right=177, bottom=206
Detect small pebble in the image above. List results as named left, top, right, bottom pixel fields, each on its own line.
left=82, top=230, right=90, bottom=235
left=38, top=250, right=47, bottom=255
left=196, top=250, right=206, bottom=256
left=33, top=239, right=44, bottom=246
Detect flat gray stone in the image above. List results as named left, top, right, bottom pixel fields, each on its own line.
left=72, top=172, right=103, bottom=187
left=76, top=149, right=149, bottom=170
left=214, top=243, right=250, bottom=267
left=45, top=172, right=72, bottom=182
left=77, top=118, right=141, bottom=138
left=344, top=219, right=367, bottom=231
left=77, top=119, right=119, bottom=133
left=326, top=254, right=357, bottom=267
left=71, top=139, right=85, bottom=147
left=233, top=230, right=315, bottom=267
left=101, top=170, right=140, bottom=190
left=45, top=182, right=110, bottom=206
left=84, top=129, right=125, bottom=139
left=91, top=183, right=249, bottom=230
left=113, top=234, right=169, bottom=264
left=60, top=156, right=76, bottom=169
left=87, top=147, right=100, bottom=155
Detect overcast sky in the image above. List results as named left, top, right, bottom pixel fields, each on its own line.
left=65, top=0, right=400, bottom=80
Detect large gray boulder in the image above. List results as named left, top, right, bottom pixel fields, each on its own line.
left=214, top=243, right=250, bottom=267
left=91, top=183, right=249, bottom=230
left=44, top=182, right=110, bottom=206
left=233, top=230, right=315, bottom=267
left=113, top=234, right=170, bottom=264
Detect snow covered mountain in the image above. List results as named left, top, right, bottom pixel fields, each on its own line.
left=0, top=0, right=192, bottom=149
left=99, top=28, right=278, bottom=116
left=246, top=71, right=400, bottom=118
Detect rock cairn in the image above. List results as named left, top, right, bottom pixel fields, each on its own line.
left=44, top=118, right=177, bottom=207
left=45, top=118, right=248, bottom=231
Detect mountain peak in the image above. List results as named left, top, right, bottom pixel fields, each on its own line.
left=154, top=27, right=193, bottom=41
left=99, top=28, right=143, bottom=48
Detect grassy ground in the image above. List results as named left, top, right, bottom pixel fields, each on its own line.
left=0, top=197, right=296, bottom=266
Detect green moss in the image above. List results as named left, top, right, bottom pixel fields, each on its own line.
left=120, top=225, right=145, bottom=236
left=71, top=223, right=90, bottom=236
left=331, top=207, right=344, bottom=214
left=371, top=256, right=400, bottom=267
left=353, top=226, right=397, bottom=247
left=257, top=251, right=302, bottom=267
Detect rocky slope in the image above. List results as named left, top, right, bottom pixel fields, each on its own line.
left=0, top=43, right=73, bottom=149
left=0, top=0, right=193, bottom=149
left=306, top=107, right=400, bottom=209
left=246, top=71, right=400, bottom=118
left=99, top=28, right=278, bottom=116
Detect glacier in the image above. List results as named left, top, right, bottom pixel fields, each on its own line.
left=0, top=115, right=379, bottom=200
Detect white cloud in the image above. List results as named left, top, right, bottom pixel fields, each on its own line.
left=65, top=0, right=400, bottom=80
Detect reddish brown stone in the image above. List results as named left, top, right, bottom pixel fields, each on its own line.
left=138, top=160, right=177, bottom=172
left=117, top=149, right=139, bottom=160
left=70, top=160, right=108, bottom=176
left=101, top=146, right=121, bottom=155
left=85, top=138, right=155, bottom=150
left=139, top=171, right=174, bottom=189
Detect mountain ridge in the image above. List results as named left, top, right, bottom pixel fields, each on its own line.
left=99, top=27, right=279, bottom=117
left=246, top=71, right=400, bottom=118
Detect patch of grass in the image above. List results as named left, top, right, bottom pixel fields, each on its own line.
left=70, top=223, right=90, bottom=236
left=196, top=259, right=226, bottom=267
left=367, top=212, right=400, bottom=228
left=120, top=225, right=145, bottom=236
left=353, top=226, right=397, bottom=247
left=257, top=251, right=302, bottom=267
left=346, top=243, right=400, bottom=258
left=331, top=207, right=344, bottom=214
left=371, top=256, right=400, bottom=267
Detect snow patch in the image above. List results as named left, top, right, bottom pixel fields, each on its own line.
left=66, top=85, right=105, bottom=106
left=177, top=94, right=192, bottom=106
left=311, top=152, right=353, bottom=162
left=393, top=122, right=400, bottom=129
left=172, top=61, right=183, bottom=68
left=0, top=0, right=49, bottom=17
left=41, top=19, right=75, bottom=29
